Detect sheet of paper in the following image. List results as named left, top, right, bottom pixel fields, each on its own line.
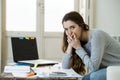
left=4, top=66, right=30, bottom=73
left=12, top=72, right=37, bottom=77
left=33, top=64, right=83, bottom=78
left=12, top=72, right=27, bottom=77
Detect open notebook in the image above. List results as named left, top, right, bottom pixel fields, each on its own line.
left=11, top=37, right=58, bottom=66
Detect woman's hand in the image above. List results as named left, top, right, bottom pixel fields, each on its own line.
left=67, top=33, right=82, bottom=49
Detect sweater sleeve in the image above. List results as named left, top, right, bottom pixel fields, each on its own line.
left=62, top=53, right=71, bottom=69
left=76, top=31, right=106, bottom=72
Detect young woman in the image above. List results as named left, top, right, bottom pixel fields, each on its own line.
left=61, top=11, right=120, bottom=80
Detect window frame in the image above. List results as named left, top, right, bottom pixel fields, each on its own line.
left=4, top=0, right=92, bottom=37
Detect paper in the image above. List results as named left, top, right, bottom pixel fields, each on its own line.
left=4, top=66, right=30, bottom=73
left=12, top=72, right=28, bottom=77
left=12, top=72, right=37, bottom=77
left=4, top=63, right=82, bottom=78
left=33, top=65, right=83, bottom=78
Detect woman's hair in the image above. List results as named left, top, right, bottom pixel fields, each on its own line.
left=62, top=11, right=89, bottom=75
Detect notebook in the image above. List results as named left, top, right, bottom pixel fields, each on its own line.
left=11, top=37, right=58, bottom=66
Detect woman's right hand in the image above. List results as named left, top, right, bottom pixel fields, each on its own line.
left=67, top=33, right=82, bottom=50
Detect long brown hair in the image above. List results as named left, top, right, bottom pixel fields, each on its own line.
left=62, top=11, right=89, bottom=75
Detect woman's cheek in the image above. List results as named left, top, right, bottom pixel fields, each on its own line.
left=66, top=31, right=69, bottom=36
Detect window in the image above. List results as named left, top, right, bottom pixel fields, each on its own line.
left=6, top=0, right=89, bottom=32
left=44, top=0, right=74, bottom=32
left=6, top=0, right=36, bottom=32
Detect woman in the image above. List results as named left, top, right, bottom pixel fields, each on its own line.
left=61, top=11, right=120, bottom=80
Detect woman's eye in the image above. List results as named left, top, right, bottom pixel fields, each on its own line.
left=71, top=26, right=75, bottom=29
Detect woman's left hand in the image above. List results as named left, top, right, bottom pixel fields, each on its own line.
left=67, top=33, right=82, bottom=49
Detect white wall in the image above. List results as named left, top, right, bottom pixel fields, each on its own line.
left=0, top=0, right=2, bottom=72
left=94, top=0, right=120, bottom=35
left=44, top=36, right=64, bottom=61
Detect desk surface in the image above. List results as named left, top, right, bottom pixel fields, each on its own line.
left=0, top=73, right=79, bottom=80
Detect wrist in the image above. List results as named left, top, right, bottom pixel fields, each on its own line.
left=75, top=45, right=82, bottom=50
left=66, top=46, right=72, bottom=54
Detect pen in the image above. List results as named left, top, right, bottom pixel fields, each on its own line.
left=26, top=72, right=36, bottom=77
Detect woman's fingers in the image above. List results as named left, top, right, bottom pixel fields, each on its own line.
left=67, top=37, right=71, bottom=43
left=67, top=33, right=77, bottom=44
left=67, top=34, right=73, bottom=40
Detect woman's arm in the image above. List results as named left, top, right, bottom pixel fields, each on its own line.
left=76, top=31, right=106, bottom=72
left=62, top=44, right=72, bottom=69
left=62, top=53, right=71, bottom=69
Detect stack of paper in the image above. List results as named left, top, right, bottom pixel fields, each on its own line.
left=4, top=66, right=30, bottom=73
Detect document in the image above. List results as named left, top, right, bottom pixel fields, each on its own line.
left=4, top=66, right=30, bottom=73
left=33, top=63, right=83, bottom=78
left=4, top=65, right=38, bottom=77
left=35, top=68, right=82, bottom=78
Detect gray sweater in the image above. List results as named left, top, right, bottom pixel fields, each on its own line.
left=62, top=29, right=120, bottom=72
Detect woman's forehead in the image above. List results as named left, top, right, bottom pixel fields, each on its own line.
left=63, top=20, right=76, bottom=28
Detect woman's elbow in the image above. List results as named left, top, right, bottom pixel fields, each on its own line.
left=62, top=63, right=71, bottom=69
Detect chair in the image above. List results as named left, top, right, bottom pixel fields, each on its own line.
left=107, top=66, right=120, bottom=80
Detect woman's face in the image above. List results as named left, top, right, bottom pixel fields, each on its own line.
left=63, top=20, right=82, bottom=40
